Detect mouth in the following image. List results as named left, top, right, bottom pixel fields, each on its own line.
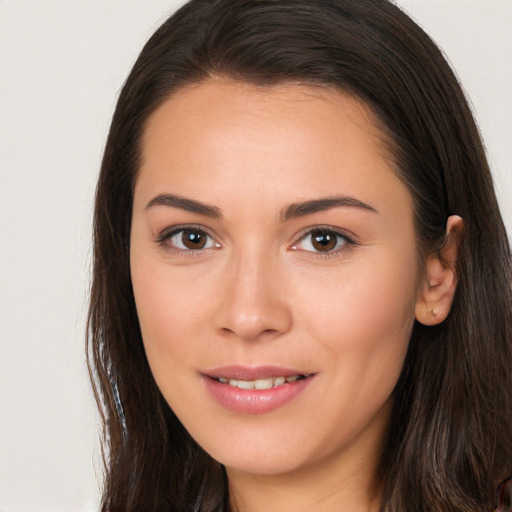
left=213, top=374, right=309, bottom=390
left=203, top=367, right=314, bottom=413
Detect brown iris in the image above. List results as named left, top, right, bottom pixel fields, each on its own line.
left=310, top=230, right=337, bottom=252
left=181, top=229, right=208, bottom=249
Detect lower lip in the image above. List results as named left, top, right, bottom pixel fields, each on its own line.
left=203, top=376, right=313, bottom=414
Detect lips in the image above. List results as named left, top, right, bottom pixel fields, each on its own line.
left=202, top=365, right=314, bottom=414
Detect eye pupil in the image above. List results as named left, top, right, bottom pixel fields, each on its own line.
left=311, top=230, right=337, bottom=252
left=182, top=229, right=207, bottom=249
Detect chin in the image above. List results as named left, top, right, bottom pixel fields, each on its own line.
left=190, top=423, right=327, bottom=477
left=218, top=450, right=309, bottom=477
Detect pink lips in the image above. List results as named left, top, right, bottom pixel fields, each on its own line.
left=202, top=365, right=314, bottom=414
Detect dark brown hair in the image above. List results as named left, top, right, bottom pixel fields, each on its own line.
left=87, top=1, right=512, bottom=510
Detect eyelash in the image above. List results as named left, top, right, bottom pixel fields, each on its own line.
left=291, top=226, right=356, bottom=258
left=155, top=225, right=356, bottom=258
left=156, top=225, right=219, bottom=255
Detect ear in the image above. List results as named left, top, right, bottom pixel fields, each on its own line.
left=415, top=215, right=464, bottom=326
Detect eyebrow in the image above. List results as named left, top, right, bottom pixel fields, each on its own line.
left=145, top=194, right=221, bottom=218
left=281, top=195, right=378, bottom=221
left=144, top=193, right=377, bottom=220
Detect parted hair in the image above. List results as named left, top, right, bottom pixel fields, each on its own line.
left=87, top=1, right=512, bottom=510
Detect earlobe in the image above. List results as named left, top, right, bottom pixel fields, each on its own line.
left=415, top=215, right=463, bottom=326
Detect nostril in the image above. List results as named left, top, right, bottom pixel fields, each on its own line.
left=212, top=271, right=293, bottom=340
left=217, top=325, right=282, bottom=342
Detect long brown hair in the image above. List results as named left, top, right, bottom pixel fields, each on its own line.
left=87, top=1, right=512, bottom=510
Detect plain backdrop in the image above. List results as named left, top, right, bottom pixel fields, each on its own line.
left=0, top=1, right=510, bottom=511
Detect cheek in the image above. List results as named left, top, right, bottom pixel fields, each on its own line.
left=301, top=252, right=417, bottom=398
left=130, top=249, right=224, bottom=411
left=131, top=258, right=195, bottom=380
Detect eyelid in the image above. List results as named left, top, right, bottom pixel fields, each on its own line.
left=154, top=223, right=357, bottom=256
left=290, top=225, right=357, bottom=254
left=156, top=224, right=221, bottom=252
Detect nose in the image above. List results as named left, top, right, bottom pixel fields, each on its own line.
left=213, top=249, right=293, bottom=342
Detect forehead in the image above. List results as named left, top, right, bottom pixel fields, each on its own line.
left=141, top=79, right=391, bottom=164
left=136, top=79, right=410, bottom=223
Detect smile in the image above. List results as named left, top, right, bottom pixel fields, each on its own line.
left=204, top=369, right=314, bottom=414
left=216, top=375, right=307, bottom=390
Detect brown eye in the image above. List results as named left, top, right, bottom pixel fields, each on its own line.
left=292, top=228, right=350, bottom=254
left=310, top=230, right=337, bottom=252
left=181, top=229, right=208, bottom=249
left=161, top=227, right=217, bottom=251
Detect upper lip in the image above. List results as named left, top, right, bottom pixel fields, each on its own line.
left=203, top=365, right=312, bottom=380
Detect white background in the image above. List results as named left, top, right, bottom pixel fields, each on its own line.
left=0, top=1, right=510, bottom=511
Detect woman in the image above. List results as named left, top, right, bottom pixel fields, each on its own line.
left=87, top=1, right=512, bottom=510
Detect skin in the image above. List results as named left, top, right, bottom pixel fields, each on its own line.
left=130, top=79, right=458, bottom=512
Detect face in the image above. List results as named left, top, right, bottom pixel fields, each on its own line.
left=130, top=79, right=419, bottom=479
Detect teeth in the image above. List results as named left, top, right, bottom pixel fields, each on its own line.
left=274, top=376, right=285, bottom=386
left=218, top=375, right=305, bottom=390
left=234, top=379, right=254, bottom=390
left=255, top=377, right=274, bottom=389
